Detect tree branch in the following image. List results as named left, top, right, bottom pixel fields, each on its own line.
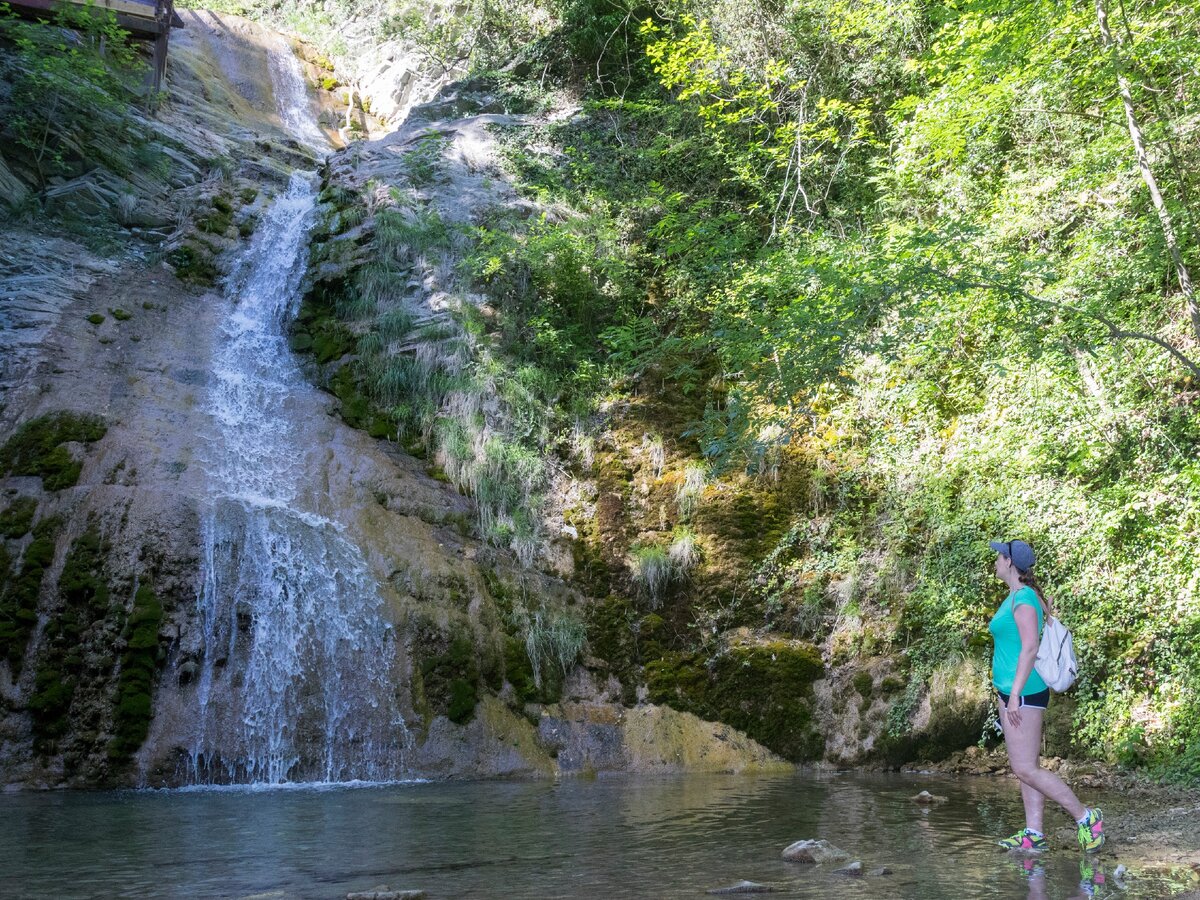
left=920, top=266, right=1200, bottom=379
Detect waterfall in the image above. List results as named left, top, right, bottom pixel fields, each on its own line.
left=182, top=48, right=407, bottom=784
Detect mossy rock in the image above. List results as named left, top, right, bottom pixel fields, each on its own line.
left=166, top=244, right=219, bottom=286
left=109, top=583, right=164, bottom=763
left=418, top=633, right=481, bottom=725
left=328, top=365, right=391, bottom=437
left=87, top=313, right=105, bottom=325
left=0, top=495, right=37, bottom=537
left=646, top=640, right=825, bottom=761
left=0, top=516, right=60, bottom=674
left=852, top=670, right=873, bottom=698
left=0, top=411, right=107, bottom=490
left=288, top=331, right=314, bottom=353
left=108, top=308, right=132, bottom=321
left=294, top=292, right=356, bottom=364
left=28, top=524, right=116, bottom=747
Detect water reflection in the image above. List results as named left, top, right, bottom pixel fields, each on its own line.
left=0, top=773, right=1188, bottom=899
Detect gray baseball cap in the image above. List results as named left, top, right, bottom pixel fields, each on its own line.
left=990, top=539, right=1036, bottom=572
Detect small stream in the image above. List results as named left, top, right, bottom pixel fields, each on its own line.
left=0, top=774, right=1191, bottom=899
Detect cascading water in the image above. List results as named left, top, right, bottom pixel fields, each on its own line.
left=182, top=49, right=407, bottom=784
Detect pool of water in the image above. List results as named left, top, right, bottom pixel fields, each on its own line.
left=0, top=773, right=1190, bottom=899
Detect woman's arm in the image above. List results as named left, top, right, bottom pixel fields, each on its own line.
left=1006, top=603, right=1041, bottom=729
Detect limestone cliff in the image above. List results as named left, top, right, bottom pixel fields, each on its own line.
left=0, top=12, right=792, bottom=787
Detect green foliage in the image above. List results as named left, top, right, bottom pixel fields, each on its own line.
left=0, top=1, right=155, bottom=188
left=0, top=412, right=106, bottom=490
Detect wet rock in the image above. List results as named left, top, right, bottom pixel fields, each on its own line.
left=781, top=839, right=850, bottom=864
left=833, top=861, right=863, bottom=877
left=911, top=790, right=947, bottom=804
left=707, top=881, right=776, bottom=895
left=868, top=866, right=893, bottom=876
left=346, top=888, right=424, bottom=900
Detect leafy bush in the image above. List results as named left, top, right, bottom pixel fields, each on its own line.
left=0, top=2, right=153, bottom=187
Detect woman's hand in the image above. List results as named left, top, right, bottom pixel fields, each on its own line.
left=1006, top=695, right=1022, bottom=730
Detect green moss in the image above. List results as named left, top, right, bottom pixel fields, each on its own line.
left=109, top=582, right=164, bottom=762
left=238, top=216, right=258, bottom=238
left=320, top=75, right=339, bottom=92
left=419, top=633, right=480, bottom=725
left=645, top=640, right=825, bottom=761
left=166, top=243, right=219, bottom=286
left=87, top=313, right=105, bottom=325
left=58, top=527, right=111, bottom=614
left=239, top=187, right=258, bottom=203
left=294, top=292, right=356, bottom=364
left=0, top=496, right=37, bottom=538
left=108, top=308, right=132, bottom=321
left=28, top=523, right=114, bottom=747
left=0, top=412, right=106, bottom=490
left=852, top=670, right=874, bottom=698
left=0, top=516, right=60, bottom=673
left=196, top=210, right=233, bottom=235
left=586, top=595, right=637, bottom=680
left=210, top=194, right=233, bottom=215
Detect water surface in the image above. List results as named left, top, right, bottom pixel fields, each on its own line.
left=0, top=773, right=1189, bottom=899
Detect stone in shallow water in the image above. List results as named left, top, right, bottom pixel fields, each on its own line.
left=345, top=888, right=425, bottom=900
left=869, top=866, right=894, bottom=876
left=833, top=861, right=863, bottom=877
left=911, top=790, right=947, bottom=804
left=780, top=839, right=850, bottom=864
left=707, top=881, right=777, bottom=894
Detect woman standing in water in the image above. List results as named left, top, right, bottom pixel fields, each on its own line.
left=989, top=539, right=1105, bottom=853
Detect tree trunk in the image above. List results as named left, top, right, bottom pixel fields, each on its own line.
left=1095, top=0, right=1200, bottom=348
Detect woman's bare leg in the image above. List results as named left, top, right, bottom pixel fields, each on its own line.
left=1000, top=700, right=1087, bottom=822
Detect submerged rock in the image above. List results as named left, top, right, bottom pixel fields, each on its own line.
left=346, top=888, right=424, bottom=900
left=868, top=866, right=894, bottom=876
left=707, top=881, right=777, bottom=894
left=833, top=861, right=863, bottom=877
left=781, top=839, right=850, bottom=864
left=911, top=790, right=947, bottom=804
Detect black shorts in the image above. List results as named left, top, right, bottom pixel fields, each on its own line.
left=997, top=688, right=1050, bottom=709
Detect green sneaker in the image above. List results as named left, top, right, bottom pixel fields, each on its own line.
left=1077, top=807, right=1105, bottom=853
left=998, top=828, right=1049, bottom=851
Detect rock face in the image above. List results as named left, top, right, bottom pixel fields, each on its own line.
left=0, top=14, right=790, bottom=788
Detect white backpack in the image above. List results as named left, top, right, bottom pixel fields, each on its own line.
left=1011, top=593, right=1079, bottom=692
left=1035, top=613, right=1079, bottom=692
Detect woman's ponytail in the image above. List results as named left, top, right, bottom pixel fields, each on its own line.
left=1018, top=570, right=1053, bottom=618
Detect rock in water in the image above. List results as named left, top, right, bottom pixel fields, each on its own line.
left=346, top=889, right=425, bottom=900
left=781, top=840, right=851, bottom=864
left=911, top=790, right=947, bottom=804
left=869, top=866, right=893, bottom=876
left=707, top=881, right=776, bottom=895
left=833, top=861, right=863, bottom=877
